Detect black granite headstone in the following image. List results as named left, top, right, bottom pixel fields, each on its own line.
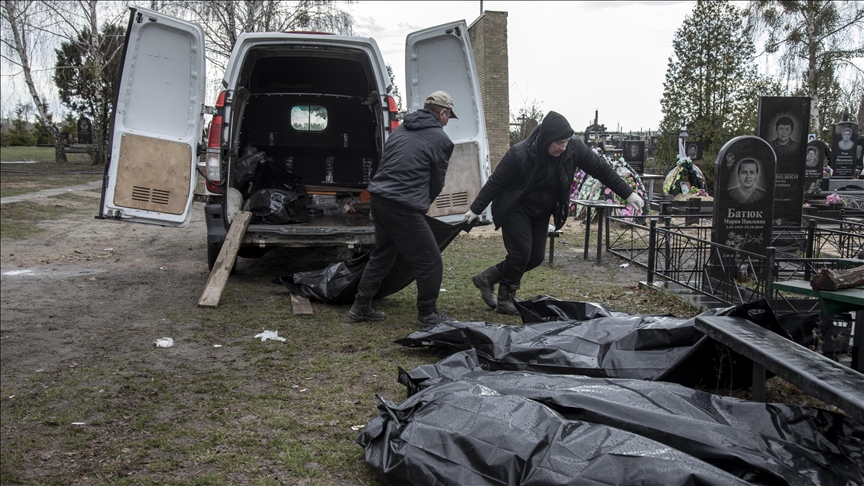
left=712, top=136, right=776, bottom=255
left=622, top=140, right=645, bottom=174
left=804, top=140, right=827, bottom=195
left=756, top=97, right=809, bottom=226
left=829, top=121, right=858, bottom=177
left=77, top=117, right=92, bottom=145
left=685, top=141, right=703, bottom=161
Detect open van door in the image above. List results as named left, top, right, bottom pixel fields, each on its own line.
left=406, top=21, right=491, bottom=223
left=100, top=8, right=206, bottom=228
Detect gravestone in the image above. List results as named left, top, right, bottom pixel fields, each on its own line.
left=685, top=141, right=703, bottom=161
left=712, top=136, right=776, bottom=255
left=77, top=117, right=93, bottom=145
left=622, top=140, right=644, bottom=174
left=804, top=140, right=828, bottom=195
left=756, top=96, right=810, bottom=226
left=829, top=121, right=858, bottom=177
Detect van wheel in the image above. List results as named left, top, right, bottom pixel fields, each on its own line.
left=207, top=242, right=236, bottom=273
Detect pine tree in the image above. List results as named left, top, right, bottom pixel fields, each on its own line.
left=658, top=0, right=781, bottom=192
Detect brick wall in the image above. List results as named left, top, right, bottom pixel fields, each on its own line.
left=469, top=11, right=509, bottom=171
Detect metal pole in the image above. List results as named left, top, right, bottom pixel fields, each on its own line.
left=583, top=207, right=591, bottom=260
left=765, top=247, right=776, bottom=306
left=805, top=219, right=816, bottom=281
left=647, top=220, right=657, bottom=285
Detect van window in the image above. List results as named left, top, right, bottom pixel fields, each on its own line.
left=291, top=105, right=328, bottom=131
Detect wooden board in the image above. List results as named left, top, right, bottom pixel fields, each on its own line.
left=290, top=293, right=313, bottom=315
left=198, top=211, right=252, bottom=308
left=114, top=133, right=191, bottom=214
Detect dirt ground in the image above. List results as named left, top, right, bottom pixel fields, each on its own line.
left=0, top=196, right=646, bottom=372
left=1, top=189, right=655, bottom=482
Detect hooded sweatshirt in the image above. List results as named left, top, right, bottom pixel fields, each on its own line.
left=367, top=109, right=454, bottom=212
left=470, top=112, right=633, bottom=230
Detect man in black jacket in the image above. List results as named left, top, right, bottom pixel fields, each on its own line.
left=463, top=111, right=644, bottom=314
left=348, top=91, right=456, bottom=327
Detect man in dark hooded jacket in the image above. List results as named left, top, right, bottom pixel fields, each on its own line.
left=463, top=111, right=644, bottom=314
left=348, top=91, right=456, bottom=327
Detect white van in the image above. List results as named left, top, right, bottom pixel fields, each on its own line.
left=100, top=7, right=490, bottom=269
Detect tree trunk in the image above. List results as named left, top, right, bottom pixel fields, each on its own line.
left=2, top=0, right=67, bottom=162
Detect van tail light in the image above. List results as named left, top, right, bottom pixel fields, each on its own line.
left=387, top=95, right=400, bottom=132
left=205, top=90, right=227, bottom=194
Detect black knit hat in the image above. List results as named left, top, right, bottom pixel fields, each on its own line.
left=537, top=111, right=574, bottom=153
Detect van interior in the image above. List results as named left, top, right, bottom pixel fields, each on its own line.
left=227, top=48, right=386, bottom=223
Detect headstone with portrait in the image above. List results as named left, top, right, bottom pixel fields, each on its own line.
left=622, top=140, right=645, bottom=174
left=685, top=141, right=703, bottom=161
left=77, top=117, right=93, bottom=145
left=756, top=97, right=810, bottom=226
left=829, top=121, right=858, bottom=177
left=712, top=136, right=776, bottom=256
left=804, top=140, right=828, bottom=195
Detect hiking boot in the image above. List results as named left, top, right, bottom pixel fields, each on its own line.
left=496, top=285, right=519, bottom=315
left=348, top=300, right=386, bottom=322
left=471, top=265, right=501, bottom=309
left=416, top=310, right=455, bottom=328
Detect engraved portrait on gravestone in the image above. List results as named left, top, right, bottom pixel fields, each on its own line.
left=838, top=127, right=854, bottom=151
left=768, top=116, right=800, bottom=158
left=727, top=158, right=766, bottom=205
left=687, top=143, right=697, bottom=160
left=806, top=146, right=819, bottom=168
left=629, top=142, right=640, bottom=160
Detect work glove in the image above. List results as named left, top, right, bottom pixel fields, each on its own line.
left=626, top=193, right=645, bottom=213
left=462, top=210, right=478, bottom=223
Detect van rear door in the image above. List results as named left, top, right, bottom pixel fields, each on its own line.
left=405, top=21, right=490, bottom=222
left=99, top=8, right=206, bottom=228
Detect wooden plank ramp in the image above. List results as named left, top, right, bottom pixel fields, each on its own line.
left=290, top=293, right=313, bottom=315
left=198, top=211, right=252, bottom=308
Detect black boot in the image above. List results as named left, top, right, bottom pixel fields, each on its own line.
left=348, top=299, right=386, bottom=322
left=471, top=265, right=501, bottom=309
left=496, top=284, right=519, bottom=315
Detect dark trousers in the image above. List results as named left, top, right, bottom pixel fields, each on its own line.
left=356, top=195, right=442, bottom=315
left=497, top=207, right=550, bottom=288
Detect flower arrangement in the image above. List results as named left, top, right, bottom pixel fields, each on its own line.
left=662, top=157, right=706, bottom=196
left=825, top=193, right=845, bottom=206
left=570, top=156, right=646, bottom=220
left=823, top=165, right=833, bottom=178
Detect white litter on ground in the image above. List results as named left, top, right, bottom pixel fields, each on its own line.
left=154, top=337, right=174, bottom=348
left=254, top=330, right=286, bottom=342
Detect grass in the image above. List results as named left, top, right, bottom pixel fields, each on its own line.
left=0, top=145, right=92, bottom=163
left=0, top=229, right=700, bottom=484
left=0, top=166, right=846, bottom=483
left=1, top=147, right=101, bottom=198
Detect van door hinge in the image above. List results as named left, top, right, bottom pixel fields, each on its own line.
left=202, top=105, right=215, bottom=115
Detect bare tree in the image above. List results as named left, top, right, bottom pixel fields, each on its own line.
left=510, top=99, right=544, bottom=147
left=164, top=1, right=355, bottom=74
left=746, top=0, right=864, bottom=137
left=1, top=0, right=66, bottom=161
left=43, top=0, right=126, bottom=165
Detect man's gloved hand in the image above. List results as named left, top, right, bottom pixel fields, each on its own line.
left=463, top=210, right=478, bottom=223
left=626, top=193, right=645, bottom=213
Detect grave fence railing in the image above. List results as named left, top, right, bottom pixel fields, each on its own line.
left=604, top=214, right=863, bottom=309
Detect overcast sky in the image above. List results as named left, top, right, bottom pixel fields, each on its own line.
left=349, top=1, right=697, bottom=133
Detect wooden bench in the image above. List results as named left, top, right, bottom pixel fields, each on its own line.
left=694, top=315, right=864, bottom=423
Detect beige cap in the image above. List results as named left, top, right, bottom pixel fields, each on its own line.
left=425, top=90, right=458, bottom=119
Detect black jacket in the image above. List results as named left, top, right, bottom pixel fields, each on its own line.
left=367, top=109, right=454, bottom=212
left=470, top=126, right=634, bottom=230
